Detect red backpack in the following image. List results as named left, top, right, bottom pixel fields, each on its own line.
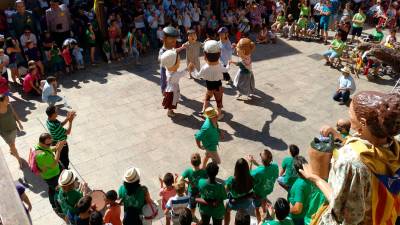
left=28, top=148, right=41, bottom=176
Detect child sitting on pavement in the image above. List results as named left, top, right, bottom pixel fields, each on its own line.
left=322, top=32, right=346, bottom=66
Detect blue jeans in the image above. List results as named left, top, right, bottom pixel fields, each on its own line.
left=47, top=95, right=63, bottom=106
left=333, top=90, right=350, bottom=103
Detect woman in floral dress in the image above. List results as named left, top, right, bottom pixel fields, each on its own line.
left=300, top=91, right=400, bottom=225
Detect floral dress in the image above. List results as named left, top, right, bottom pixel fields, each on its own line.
left=319, top=139, right=373, bottom=224
left=233, top=56, right=255, bottom=96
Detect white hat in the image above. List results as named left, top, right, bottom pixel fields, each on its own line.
left=58, top=169, right=76, bottom=186
left=204, top=40, right=220, bottom=53
left=341, top=66, right=351, bottom=74
left=160, top=49, right=178, bottom=68
left=124, top=167, right=140, bottom=183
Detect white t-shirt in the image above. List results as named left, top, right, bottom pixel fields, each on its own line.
left=42, top=81, right=54, bottom=102
left=0, top=55, right=9, bottom=74
left=193, top=63, right=229, bottom=81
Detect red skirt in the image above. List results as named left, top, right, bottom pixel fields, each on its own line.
left=162, top=92, right=177, bottom=110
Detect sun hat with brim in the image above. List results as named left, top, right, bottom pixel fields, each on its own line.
left=204, top=40, right=220, bottom=54
left=124, top=167, right=141, bottom=183
left=341, top=66, right=351, bottom=74
left=160, top=49, right=178, bottom=68
left=58, top=169, right=76, bottom=186
left=203, top=107, right=217, bottom=118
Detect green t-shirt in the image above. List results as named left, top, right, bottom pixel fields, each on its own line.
left=262, top=217, right=294, bottom=225
left=118, top=185, right=145, bottom=209
left=35, top=144, right=60, bottom=180
left=297, top=18, right=308, bottom=29
left=86, top=29, right=96, bottom=45
left=331, top=39, right=346, bottom=54
left=225, top=176, right=253, bottom=199
left=371, top=29, right=384, bottom=42
left=289, top=178, right=312, bottom=220
left=50, top=48, right=63, bottom=64
left=352, top=13, right=366, bottom=28
left=198, top=178, right=227, bottom=219
left=250, top=163, right=279, bottom=198
left=56, top=189, right=83, bottom=216
left=182, top=168, right=208, bottom=193
left=281, top=157, right=297, bottom=187
left=304, top=184, right=326, bottom=225
left=195, top=118, right=220, bottom=151
left=277, top=15, right=286, bottom=25
left=300, top=5, right=310, bottom=16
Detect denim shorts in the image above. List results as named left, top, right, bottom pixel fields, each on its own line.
left=323, top=50, right=339, bottom=59
left=188, top=190, right=199, bottom=209
left=252, top=195, right=266, bottom=208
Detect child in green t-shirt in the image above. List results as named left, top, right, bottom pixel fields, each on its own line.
left=197, top=162, right=227, bottom=225
left=271, top=11, right=286, bottom=32
left=247, top=149, right=279, bottom=223
left=180, top=153, right=208, bottom=216
left=351, top=8, right=366, bottom=42
left=50, top=43, right=64, bottom=76
left=262, top=198, right=294, bottom=225
left=296, top=15, right=308, bottom=38
left=368, top=25, right=384, bottom=43
left=288, top=156, right=312, bottom=225
left=277, top=144, right=299, bottom=191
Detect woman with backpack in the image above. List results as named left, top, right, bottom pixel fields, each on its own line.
left=300, top=91, right=400, bottom=224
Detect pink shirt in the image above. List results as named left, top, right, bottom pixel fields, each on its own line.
left=23, top=73, right=38, bottom=93
left=61, top=48, right=72, bottom=65
left=159, top=187, right=176, bottom=210
left=0, top=76, right=9, bottom=94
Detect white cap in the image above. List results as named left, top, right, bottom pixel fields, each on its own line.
left=160, top=49, right=178, bottom=68
left=123, top=167, right=141, bottom=183
left=204, top=40, right=220, bottom=53
left=58, top=169, right=76, bottom=186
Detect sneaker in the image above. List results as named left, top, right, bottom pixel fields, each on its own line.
left=167, top=111, right=176, bottom=117
left=235, top=93, right=242, bottom=100
left=338, top=101, right=346, bottom=105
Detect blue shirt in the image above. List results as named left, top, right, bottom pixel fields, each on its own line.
left=219, top=40, right=233, bottom=66
left=320, top=6, right=331, bottom=24
left=338, top=75, right=355, bottom=93
left=329, top=0, right=340, bottom=14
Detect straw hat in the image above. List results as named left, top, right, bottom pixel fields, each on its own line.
left=341, top=66, right=351, bottom=74
left=203, top=107, right=217, bottom=118
left=160, top=50, right=178, bottom=68
left=58, top=169, right=76, bottom=186
left=123, top=167, right=141, bottom=183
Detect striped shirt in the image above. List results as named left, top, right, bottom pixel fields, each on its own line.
left=166, top=195, right=190, bottom=219
left=46, top=119, right=67, bottom=141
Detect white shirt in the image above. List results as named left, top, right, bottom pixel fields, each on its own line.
left=147, top=15, right=158, bottom=29
left=193, top=63, right=229, bottom=81
left=42, top=81, right=54, bottom=102
left=314, top=3, right=322, bottom=15
left=20, top=33, right=37, bottom=50
left=165, top=70, right=186, bottom=92
left=338, top=75, right=356, bottom=94
left=191, top=8, right=201, bottom=22
left=0, top=55, right=9, bottom=74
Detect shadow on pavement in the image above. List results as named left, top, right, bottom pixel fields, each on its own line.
left=19, top=159, right=48, bottom=196
left=224, top=89, right=306, bottom=151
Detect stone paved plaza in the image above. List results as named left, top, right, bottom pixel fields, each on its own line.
left=1, top=34, right=395, bottom=225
